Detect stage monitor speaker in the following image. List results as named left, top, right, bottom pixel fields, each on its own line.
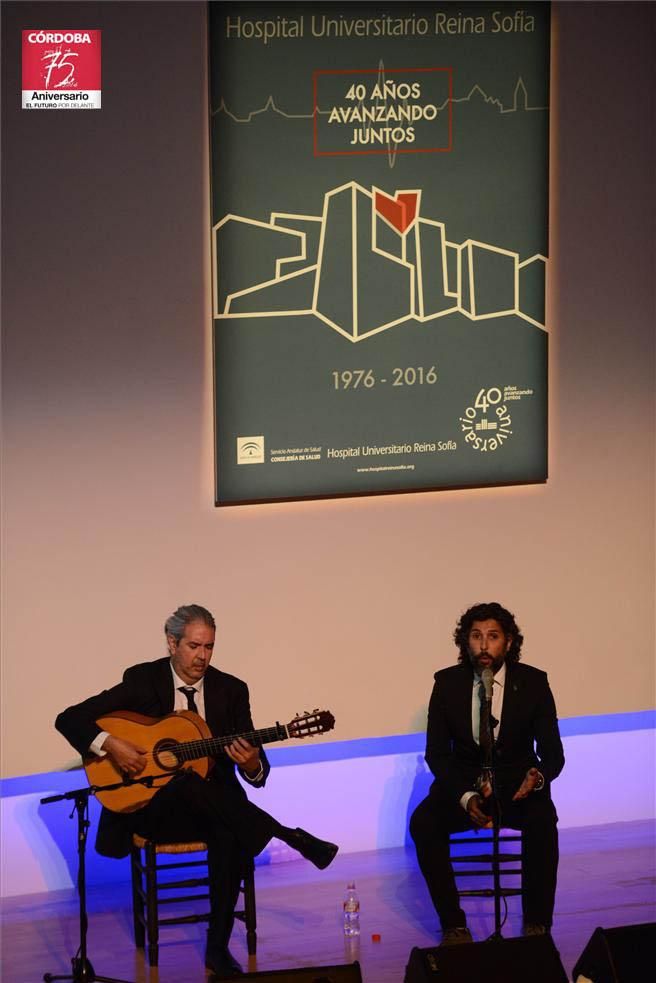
left=572, top=922, right=656, bottom=982
left=405, top=935, right=568, bottom=982
left=240, top=962, right=362, bottom=982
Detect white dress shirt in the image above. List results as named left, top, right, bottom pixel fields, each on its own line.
left=460, top=662, right=506, bottom=811
left=171, top=667, right=206, bottom=718
left=471, top=661, right=506, bottom=744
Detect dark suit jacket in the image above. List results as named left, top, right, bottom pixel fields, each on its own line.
left=425, top=661, right=564, bottom=805
left=55, top=658, right=270, bottom=857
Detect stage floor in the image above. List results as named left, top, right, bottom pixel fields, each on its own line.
left=2, top=820, right=654, bottom=982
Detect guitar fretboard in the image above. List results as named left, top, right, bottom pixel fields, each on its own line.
left=175, top=724, right=289, bottom=762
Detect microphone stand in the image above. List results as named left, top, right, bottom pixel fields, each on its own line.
left=483, top=703, right=505, bottom=941
left=40, top=774, right=168, bottom=982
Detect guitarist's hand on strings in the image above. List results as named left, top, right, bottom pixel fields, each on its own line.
left=103, top=735, right=148, bottom=778
left=225, top=737, right=261, bottom=778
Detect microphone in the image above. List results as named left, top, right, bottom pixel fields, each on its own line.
left=481, top=667, right=494, bottom=701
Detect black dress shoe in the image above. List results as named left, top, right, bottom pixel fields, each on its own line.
left=205, top=944, right=243, bottom=979
left=290, top=828, right=339, bottom=869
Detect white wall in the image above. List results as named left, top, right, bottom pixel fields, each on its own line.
left=1, top=2, right=654, bottom=778
left=2, top=723, right=653, bottom=898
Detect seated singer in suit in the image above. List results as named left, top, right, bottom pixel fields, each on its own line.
left=56, top=604, right=338, bottom=980
left=410, top=601, right=565, bottom=946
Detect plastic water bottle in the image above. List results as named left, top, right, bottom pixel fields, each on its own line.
left=343, top=882, right=360, bottom=937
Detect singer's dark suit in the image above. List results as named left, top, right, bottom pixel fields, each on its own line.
left=410, top=660, right=565, bottom=930
left=56, top=658, right=276, bottom=943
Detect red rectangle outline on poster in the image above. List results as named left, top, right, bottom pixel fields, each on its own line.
left=313, top=66, right=453, bottom=157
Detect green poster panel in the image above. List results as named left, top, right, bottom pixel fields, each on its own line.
left=209, top=2, right=549, bottom=504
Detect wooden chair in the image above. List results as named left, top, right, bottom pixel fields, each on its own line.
left=449, top=829, right=523, bottom=905
left=129, top=835, right=256, bottom=966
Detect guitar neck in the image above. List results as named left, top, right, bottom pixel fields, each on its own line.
left=176, top=723, right=289, bottom=762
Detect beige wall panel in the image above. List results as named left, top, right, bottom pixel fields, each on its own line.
left=1, top=2, right=654, bottom=777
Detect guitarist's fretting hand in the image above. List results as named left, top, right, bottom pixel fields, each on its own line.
left=225, top=737, right=261, bottom=778
left=103, top=735, right=148, bottom=777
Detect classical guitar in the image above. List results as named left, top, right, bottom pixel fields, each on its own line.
left=84, top=708, right=335, bottom=813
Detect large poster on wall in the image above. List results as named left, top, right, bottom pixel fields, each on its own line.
left=209, top=2, right=550, bottom=504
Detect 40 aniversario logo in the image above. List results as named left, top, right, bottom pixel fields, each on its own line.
left=22, top=30, right=102, bottom=109
left=459, top=385, right=536, bottom=452
left=459, top=386, right=513, bottom=452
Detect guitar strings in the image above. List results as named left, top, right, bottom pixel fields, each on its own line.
left=107, top=726, right=292, bottom=764
left=104, top=722, right=323, bottom=765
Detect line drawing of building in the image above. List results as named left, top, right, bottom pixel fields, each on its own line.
left=212, top=180, right=547, bottom=342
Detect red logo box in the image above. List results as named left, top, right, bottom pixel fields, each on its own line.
left=22, top=30, right=101, bottom=109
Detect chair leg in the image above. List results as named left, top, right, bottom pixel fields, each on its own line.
left=144, top=841, right=160, bottom=966
left=243, top=864, right=257, bottom=956
left=130, top=840, right=257, bottom=966
left=130, top=844, right=145, bottom=949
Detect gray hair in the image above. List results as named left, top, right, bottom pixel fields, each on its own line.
left=164, top=604, right=215, bottom=642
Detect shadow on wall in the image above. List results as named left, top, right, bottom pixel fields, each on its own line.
left=2, top=793, right=74, bottom=893
left=37, top=789, right=131, bottom=888
left=376, top=752, right=432, bottom=852
left=376, top=752, right=436, bottom=935
left=404, top=754, right=432, bottom=848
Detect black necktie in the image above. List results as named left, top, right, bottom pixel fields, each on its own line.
left=179, top=686, right=198, bottom=713
left=478, top=679, right=492, bottom=760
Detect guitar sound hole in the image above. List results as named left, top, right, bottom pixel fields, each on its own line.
left=153, top=740, right=182, bottom=771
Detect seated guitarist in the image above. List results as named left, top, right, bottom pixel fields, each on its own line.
left=55, top=603, right=338, bottom=981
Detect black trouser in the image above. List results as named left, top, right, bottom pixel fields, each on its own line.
left=137, top=771, right=276, bottom=946
left=409, top=788, right=559, bottom=931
